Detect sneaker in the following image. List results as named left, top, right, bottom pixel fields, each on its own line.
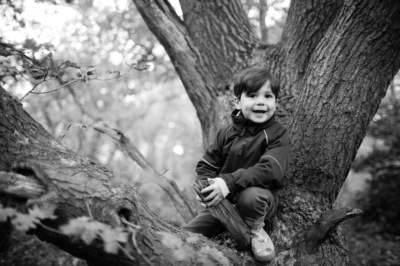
left=251, top=228, right=275, bottom=262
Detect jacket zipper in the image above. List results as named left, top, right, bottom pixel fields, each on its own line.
left=239, top=139, right=248, bottom=156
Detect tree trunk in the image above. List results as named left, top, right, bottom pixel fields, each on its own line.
left=1, top=0, right=400, bottom=265
left=131, top=0, right=400, bottom=265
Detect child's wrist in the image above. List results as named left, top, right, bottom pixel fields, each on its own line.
left=214, top=177, right=230, bottom=197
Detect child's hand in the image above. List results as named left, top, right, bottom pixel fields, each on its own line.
left=201, top=181, right=224, bottom=207
left=196, top=194, right=206, bottom=208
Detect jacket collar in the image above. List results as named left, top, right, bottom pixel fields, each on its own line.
left=231, top=109, right=276, bottom=135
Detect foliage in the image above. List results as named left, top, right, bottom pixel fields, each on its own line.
left=0, top=203, right=84, bottom=266
left=346, top=76, right=400, bottom=265
left=347, top=220, right=400, bottom=266
left=60, top=216, right=129, bottom=254
left=351, top=76, right=400, bottom=236
left=0, top=203, right=57, bottom=231
left=0, top=203, right=132, bottom=253
left=352, top=161, right=400, bottom=235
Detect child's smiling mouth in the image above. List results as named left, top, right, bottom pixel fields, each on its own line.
left=253, top=110, right=267, bottom=114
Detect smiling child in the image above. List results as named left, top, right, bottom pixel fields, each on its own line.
left=184, top=66, right=291, bottom=262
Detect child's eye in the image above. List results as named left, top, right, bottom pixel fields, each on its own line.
left=248, top=94, right=257, bottom=98
left=265, top=94, right=273, bottom=98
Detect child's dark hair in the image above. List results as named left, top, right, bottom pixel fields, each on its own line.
left=233, top=66, right=280, bottom=99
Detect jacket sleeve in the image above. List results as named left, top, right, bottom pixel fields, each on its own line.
left=219, top=129, right=291, bottom=193
left=195, top=128, right=227, bottom=181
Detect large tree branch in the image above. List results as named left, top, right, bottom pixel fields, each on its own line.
left=287, top=0, right=400, bottom=192
left=280, top=0, right=344, bottom=96
left=180, top=0, right=259, bottom=88
left=132, top=0, right=221, bottom=146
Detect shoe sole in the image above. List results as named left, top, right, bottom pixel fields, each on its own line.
left=253, top=250, right=275, bottom=262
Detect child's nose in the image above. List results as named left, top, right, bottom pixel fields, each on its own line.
left=256, top=97, right=267, bottom=105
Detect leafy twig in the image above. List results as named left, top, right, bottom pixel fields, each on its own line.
left=29, top=79, right=78, bottom=95
left=19, top=79, right=50, bottom=102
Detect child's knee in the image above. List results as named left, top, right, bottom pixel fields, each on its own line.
left=236, top=187, right=272, bottom=207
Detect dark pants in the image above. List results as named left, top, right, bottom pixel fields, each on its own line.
left=183, top=187, right=278, bottom=238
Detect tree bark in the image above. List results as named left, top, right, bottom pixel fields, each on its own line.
left=279, top=0, right=400, bottom=264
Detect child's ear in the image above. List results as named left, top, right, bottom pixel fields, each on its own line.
left=234, top=96, right=241, bottom=109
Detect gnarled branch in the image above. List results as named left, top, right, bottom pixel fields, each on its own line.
left=305, top=207, right=363, bottom=254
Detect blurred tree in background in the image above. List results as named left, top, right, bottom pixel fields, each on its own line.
left=353, top=73, right=400, bottom=235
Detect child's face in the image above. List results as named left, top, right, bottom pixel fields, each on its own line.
left=235, top=80, right=277, bottom=124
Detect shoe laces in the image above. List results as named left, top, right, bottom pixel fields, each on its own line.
left=254, top=232, right=270, bottom=244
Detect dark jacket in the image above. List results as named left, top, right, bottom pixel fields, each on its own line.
left=196, top=110, right=291, bottom=198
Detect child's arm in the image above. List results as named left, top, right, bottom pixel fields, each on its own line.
left=195, top=128, right=231, bottom=206
left=195, top=128, right=227, bottom=181
left=219, top=129, right=291, bottom=195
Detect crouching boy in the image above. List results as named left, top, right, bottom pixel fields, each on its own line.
left=184, top=66, right=291, bottom=262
